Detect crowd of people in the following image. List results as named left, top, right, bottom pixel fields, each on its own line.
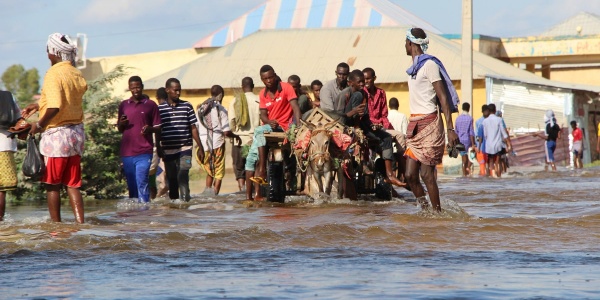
left=0, top=28, right=590, bottom=223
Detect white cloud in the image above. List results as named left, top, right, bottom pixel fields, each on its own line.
left=77, top=0, right=168, bottom=24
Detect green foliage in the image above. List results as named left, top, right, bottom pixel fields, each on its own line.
left=1, top=64, right=40, bottom=107
left=81, top=64, right=129, bottom=199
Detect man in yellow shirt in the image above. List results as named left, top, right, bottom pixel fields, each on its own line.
left=22, top=33, right=87, bottom=223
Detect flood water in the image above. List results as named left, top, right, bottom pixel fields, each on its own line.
left=1, top=167, right=600, bottom=299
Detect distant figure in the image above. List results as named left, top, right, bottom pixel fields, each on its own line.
left=117, top=76, right=161, bottom=203
left=476, top=105, right=490, bottom=176
left=535, top=109, right=561, bottom=171
left=288, top=75, right=311, bottom=115
left=496, top=110, right=511, bottom=173
left=387, top=97, right=408, bottom=181
left=310, top=80, right=322, bottom=108
left=153, top=87, right=169, bottom=198
left=0, top=92, right=19, bottom=222
left=21, top=33, right=88, bottom=223
left=482, top=104, right=512, bottom=177
left=571, top=120, right=584, bottom=169
left=158, top=78, right=203, bottom=202
left=228, top=77, right=260, bottom=192
left=455, top=102, right=476, bottom=176
left=387, top=97, right=408, bottom=135
left=197, top=85, right=240, bottom=195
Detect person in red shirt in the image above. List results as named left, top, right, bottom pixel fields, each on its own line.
left=246, top=65, right=301, bottom=201
left=571, top=120, right=584, bottom=169
left=363, top=67, right=392, bottom=130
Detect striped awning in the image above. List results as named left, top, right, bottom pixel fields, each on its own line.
left=193, top=0, right=440, bottom=48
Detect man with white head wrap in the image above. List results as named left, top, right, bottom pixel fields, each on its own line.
left=536, top=109, right=561, bottom=171
left=403, top=27, right=460, bottom=212
left=21, top=32, right=88, bottom=223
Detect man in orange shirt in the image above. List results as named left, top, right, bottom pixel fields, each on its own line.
left=22, top=33, right=87, bottom=223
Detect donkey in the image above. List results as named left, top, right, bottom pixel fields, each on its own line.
left=301, top=119, right=339, bottom=195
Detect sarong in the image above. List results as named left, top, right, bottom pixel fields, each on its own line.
left=0, top=151, right=17, bottom=191
left=404, top=112, right=445, bottom=166
left=40, top=123, right=85, bottom=158
left=200, top=144, right=225, bottom=180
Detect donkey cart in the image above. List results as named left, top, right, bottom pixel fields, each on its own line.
left=260, top=108, right=394, bottom=203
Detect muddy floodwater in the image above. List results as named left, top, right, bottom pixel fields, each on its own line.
left=1, top=167, right=599, bottom=299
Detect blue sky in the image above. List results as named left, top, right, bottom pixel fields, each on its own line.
left=0, top=0, right=598, bottom=85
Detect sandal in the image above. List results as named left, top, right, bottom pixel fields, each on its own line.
left=250, top=177, right=269, bottom=186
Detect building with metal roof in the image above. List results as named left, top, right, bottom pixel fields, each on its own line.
left=193, top=0, right=440, bottom=48
left=539, top=12, right=600, bottom=37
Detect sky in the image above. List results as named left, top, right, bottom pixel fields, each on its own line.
left=1, top=0, right=599, bottom=86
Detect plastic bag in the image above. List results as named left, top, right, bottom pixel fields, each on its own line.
left=0, top=91, right=20, bottom=130
left=22, top=135, right=45, bottom=178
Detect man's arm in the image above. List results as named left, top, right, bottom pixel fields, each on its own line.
left=289, top=99, right=301, bottom=125
left=432, top=81, right=458, bottom=146
left=319, top=84, right=334, bottom=111
left=191, top=124, right=204, bottom=161
left=260, top=108, right=277, bottom=129
left=30, top=108, right=59, bottom=134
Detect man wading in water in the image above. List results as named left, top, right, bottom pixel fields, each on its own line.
left=404, top=28, right=460, bottom=212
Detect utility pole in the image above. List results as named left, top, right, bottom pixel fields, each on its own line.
left=461, top=0, right=473, bottom=107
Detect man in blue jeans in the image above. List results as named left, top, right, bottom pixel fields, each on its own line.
left=117, top=76, right=161, bottom=203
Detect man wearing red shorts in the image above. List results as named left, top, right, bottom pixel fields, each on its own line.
left=22, top=33, right=87, bottom=223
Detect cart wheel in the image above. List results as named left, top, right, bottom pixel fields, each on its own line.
left=262, top=161, right=286, bottom=203
left=374, top=158, right=392, bottom=201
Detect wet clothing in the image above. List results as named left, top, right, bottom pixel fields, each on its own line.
left=200, top=144, right=225, bottom=180
left=404, top=112, right=445, bottom=166
left=121, top=153, right=152, bottom=202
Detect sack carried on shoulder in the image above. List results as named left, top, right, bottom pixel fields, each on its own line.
left=23, top=135, right=46, bottom=178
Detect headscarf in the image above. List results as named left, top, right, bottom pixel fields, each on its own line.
left=47, top=33, right=77, bottom=66
left=544, top=109, right=556, bottom=128
left=406, top=28, right=429, bottom=52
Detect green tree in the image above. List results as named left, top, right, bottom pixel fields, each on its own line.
left=80, top=64, right=129, bottom=199
left=1, top=64, right=40, bottom=107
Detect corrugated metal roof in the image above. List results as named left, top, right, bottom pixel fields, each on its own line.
left=539, top=12, right=600, bottom=37
left=146, top=26, right=600, bottom=93
left=193, top=0, right=440, bottom=48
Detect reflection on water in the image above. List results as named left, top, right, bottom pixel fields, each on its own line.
left=1, top=168, right=600, bottom=299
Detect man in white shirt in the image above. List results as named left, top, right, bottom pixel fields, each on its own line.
left=404, top=27, right=460, bottom=212
left=386, top=97, right=408, bottom=181
left=228, top=77, right=260, bottom=192
left=482, top=103, right=512, bottom=177
left=197, top=85, right=240, bottom=195
left=0, top=91, right=20, bottom=221
left=387, top=97, right=408, bottom=135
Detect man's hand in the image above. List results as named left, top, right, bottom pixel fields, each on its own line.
left=447, top=129, right=459, bottom=147
left=29, top=122, right=42, bottom=135
left=268, top=119, right=279, bottom=129
left=196, top=147, right=205, bottom=163
left=233, top=134, right=242, bottom=146
left=156, top=145, right=165, bottom=158
left=353, top=103, right=366, bottom=116
left=21, top=103, right=40, bottom=119
left=141, top=125, right=152, bottom=135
